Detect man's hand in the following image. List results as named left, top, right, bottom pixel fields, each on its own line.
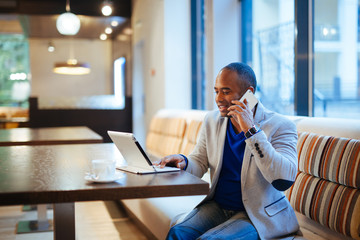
left=227, top=99, right=255, bottom=132
left=154, top=154, right=187, bottom=170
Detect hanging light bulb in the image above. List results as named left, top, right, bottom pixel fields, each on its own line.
left=56, top=0, right=81, bottom=35
left=53, top=0, right=89, bottom=75
left=101, top=1, right=113, bottom=16
left=48, top=42, right=55, bottom=52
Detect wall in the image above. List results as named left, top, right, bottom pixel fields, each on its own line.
left=164, top=0, right=191, bottom=109
left=30, top=38, right=112, bottom=98
left=132, top=0, right=191, bottom=144
left=132, top=0, right=165, bottom=145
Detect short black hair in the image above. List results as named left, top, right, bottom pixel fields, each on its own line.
left=222, top=62, right=257, bottom=93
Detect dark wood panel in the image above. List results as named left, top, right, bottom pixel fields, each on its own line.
left=28, top=97, right=133, bottom=143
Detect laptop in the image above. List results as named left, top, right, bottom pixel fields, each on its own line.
left=107, top=131, right=181, bottom=174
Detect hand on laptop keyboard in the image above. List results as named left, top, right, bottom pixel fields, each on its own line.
left=154, top=154, right=187, bottom=170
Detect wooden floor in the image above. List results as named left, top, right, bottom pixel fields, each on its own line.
left=0, top=201, right=149, bottom=240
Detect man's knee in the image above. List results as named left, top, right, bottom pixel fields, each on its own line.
left=166, top=224, right=185, bottom=240
left=167, top=223, right=203, bottom=240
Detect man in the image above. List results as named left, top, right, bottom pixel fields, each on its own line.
left=157, top=62, right=299, bottom=239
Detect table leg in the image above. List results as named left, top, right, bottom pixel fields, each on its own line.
left=16, top=204, right=53, bottom=233
left=53, top=202, right=75, bottom=240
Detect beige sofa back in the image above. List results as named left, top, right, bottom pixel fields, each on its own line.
left=146, top=109, right=207, bottom=158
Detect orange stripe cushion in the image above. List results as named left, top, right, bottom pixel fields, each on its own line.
left=288, top=172, right=360, bottom=239
left=297, top=132, right=360, bottom=188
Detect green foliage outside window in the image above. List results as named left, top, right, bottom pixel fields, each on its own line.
left=0, top=34, right=30, bottom=108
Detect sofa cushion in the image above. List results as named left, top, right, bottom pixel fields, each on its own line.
left=146, top=117, right=187, bottom=157
left=288, top=172, right=360, bottom=239
left=298, top=132, right=360, bottom=188
left=180, top=120, right=203, bottom=156
left=288, top=132, right=360, bottom=239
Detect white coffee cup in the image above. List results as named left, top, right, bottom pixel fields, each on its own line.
left=91, top=159, right=116, bottom=180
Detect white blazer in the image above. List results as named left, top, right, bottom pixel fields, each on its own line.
left=186, top=102, right=299, bottom=239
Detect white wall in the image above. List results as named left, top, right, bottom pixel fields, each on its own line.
left=30, top=38, right=112, bottom=98
left=132, top=0, right=165, bottom=144
left=164, top=0, right=191, bottom=109
left=132, top=0, right=191, bottom=143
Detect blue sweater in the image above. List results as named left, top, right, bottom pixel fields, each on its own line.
left=213, top=120, right=246, bottom=211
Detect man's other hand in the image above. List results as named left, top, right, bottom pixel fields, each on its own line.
left=154, top=154, right=186, bottom=170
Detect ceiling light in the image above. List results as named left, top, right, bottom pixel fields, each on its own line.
left=101, top=1, right=113, bottom=16
left=48, top=42, right=55, bottom=52
left=54, top=59, right=91, bottom=75
left=100, top=33, right=107, bottom=40
left=105, top=27, right=112, bottom=34
left=111, top=20, right=119, bottom=27
left=56, top=0, right=80, bottom=35
left=123, top=27, right=133, bottom=35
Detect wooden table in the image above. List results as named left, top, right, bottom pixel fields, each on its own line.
left=0, top=126, right=103, bottom=234
left=0, top=126, right=103, bottom=146
left=0, top=143, right=209, bottom=240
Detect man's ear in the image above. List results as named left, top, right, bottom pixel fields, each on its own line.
left=248, top=86, right=255, bottom=93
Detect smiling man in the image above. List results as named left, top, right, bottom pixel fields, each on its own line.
left=157, top=62, right=299, bottom=240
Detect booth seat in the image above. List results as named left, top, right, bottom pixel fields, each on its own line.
left=121, top=109, right=360, bottom=240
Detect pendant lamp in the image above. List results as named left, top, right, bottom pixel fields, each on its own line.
left=53, top=59, right=90, bottom=75
left=56, top=0, right=80, bottom=35
left=54, top=0, right=90, bottom=75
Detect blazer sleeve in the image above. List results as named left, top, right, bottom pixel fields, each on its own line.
left=186, top=115, right=211, bottom=178
left=245, top=116, right=298, bottom=191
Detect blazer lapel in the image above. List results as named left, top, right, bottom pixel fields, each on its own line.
left=209, top=115, right=228, bottom=197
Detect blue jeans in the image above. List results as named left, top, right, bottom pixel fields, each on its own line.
left=166, top=201, right=260, bottom=240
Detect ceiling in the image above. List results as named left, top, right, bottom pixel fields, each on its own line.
left=0, top=0, right=132, bottom=39
left=0, top=0, right=131, bottom=17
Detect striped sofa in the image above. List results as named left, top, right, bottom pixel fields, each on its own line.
left=286, top=131, right=360, bottom=239
left=121, top=109, right=360, bottom=240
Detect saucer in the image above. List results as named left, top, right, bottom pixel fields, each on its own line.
left=85, top=172, right=125, bottom=183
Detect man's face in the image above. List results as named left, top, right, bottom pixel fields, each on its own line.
left=214, top=69, right=246, bottom=117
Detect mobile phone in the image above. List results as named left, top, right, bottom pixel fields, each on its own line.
left=239, top=89, right=258, bottom=110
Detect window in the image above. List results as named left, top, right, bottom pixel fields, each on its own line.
left=0, top=34, right=30, bottom=107
left=242, top=0, right=360, bottom=119
left=313, top=0, right=360, bottom=118
left=241, top=0, right=295, bottom=115
left=114, top=57, right=126, bottom=109
left=191, top=0, right=206, bottom=109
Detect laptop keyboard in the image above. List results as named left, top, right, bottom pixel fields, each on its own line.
left=153, top=165, right=180, bottom=172
left=117, top=164, right=180, bottom=173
